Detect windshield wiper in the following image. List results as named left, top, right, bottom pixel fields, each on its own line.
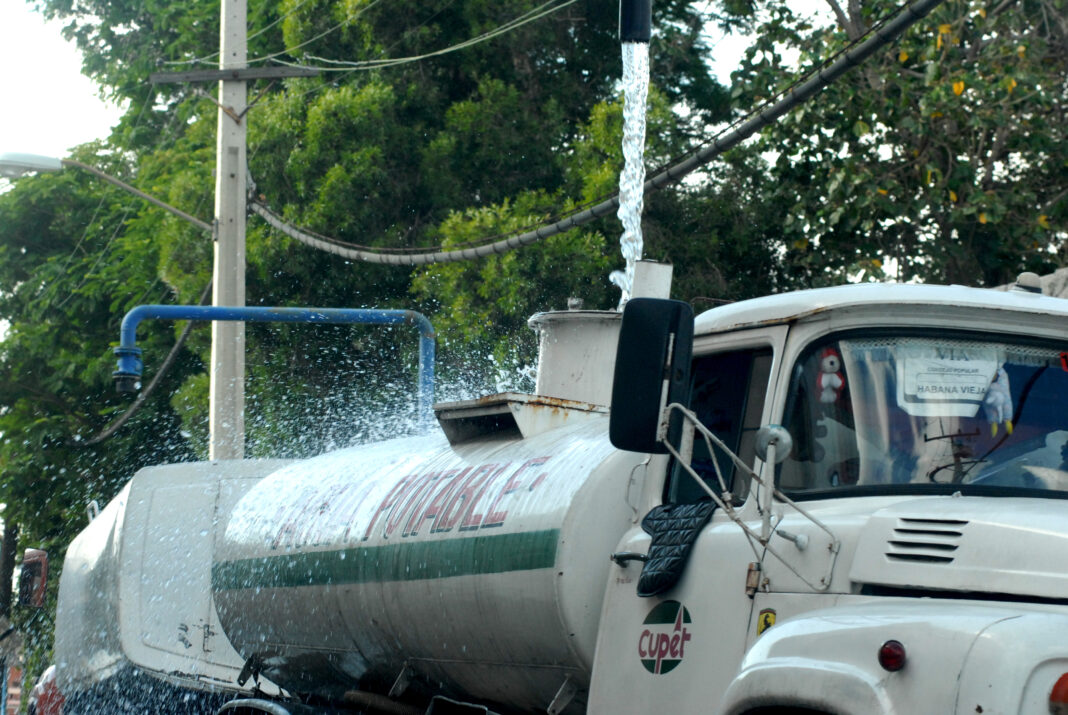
left=927, top=459, right=986, bottom=483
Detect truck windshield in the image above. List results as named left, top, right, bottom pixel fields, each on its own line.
left=778, top=333, right=1068, bottom=497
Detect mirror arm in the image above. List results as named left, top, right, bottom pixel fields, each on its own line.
left=760, top=441, right=777, bottom=541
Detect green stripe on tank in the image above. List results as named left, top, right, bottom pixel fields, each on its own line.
left=212, top=529, right=560, bottom=591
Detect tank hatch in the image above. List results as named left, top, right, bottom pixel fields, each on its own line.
left=434, top=392, right=607, bottom=445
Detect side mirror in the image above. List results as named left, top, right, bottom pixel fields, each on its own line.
left=18, top=548, right=48, bottom=609
left=610, top=298, right=694, bottom=453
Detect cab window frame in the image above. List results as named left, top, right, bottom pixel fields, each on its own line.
left=664, top=343, right=776, bottom=505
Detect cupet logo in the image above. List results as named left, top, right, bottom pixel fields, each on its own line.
left=638, top=600, right=692, bottom=674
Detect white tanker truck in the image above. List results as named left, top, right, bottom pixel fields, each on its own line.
left=40, top=273, right=1068, bottom=715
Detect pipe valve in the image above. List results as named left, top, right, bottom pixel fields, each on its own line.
left=113, top=346, right=143, bottom=393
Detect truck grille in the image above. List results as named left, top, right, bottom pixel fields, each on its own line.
left=885, top=517, right=967, bottom=564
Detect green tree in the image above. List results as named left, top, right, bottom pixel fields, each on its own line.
left=0, top=0, right=734, bottom=636
left=0, top=144, right=208, bottom=678
left=727, top=0, right=1067, bottom=285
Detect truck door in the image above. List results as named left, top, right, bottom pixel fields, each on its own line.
left=589, top=332, right=784, bottom=712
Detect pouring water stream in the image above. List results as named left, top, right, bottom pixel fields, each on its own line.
left=610, top=41, right=651, bottom=307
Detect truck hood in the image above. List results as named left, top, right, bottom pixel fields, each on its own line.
left=848, top=496, right=1068, bottom=600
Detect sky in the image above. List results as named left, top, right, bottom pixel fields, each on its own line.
left=0, top=3, right=124, bottom=159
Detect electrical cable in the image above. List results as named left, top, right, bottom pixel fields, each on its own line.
left=161, top=0, right=317, bottom=66
left=287, top=0, right=580, bottom=72
left=250, top=0, right=946, bottom=266
left=246, top=0, right=386, bottom=65
left=52, top=205, right=133, bottom=311
left=247, top=0, right=317, bottom=44
left=243, top=0, right=575, bottom=120
left=37, top=88, right=155, bottom=307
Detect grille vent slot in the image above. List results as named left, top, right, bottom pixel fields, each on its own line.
left=885, top=518, right=967, bottom=564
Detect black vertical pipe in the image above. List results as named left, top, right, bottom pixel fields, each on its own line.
left=619, top=0, right=651, bottom=43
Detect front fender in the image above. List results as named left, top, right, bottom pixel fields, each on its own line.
left=719, top=600, right=1016, bottom=715
left=721, top=657, right=888, bottom=715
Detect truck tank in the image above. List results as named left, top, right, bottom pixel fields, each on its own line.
left=213, top=400, right=645, bottom=712
left=212, top=303, right=652, bottom=712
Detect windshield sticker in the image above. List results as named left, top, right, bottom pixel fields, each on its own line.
left=897, top=353, right=998, bottom=417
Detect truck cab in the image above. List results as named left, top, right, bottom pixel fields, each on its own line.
left=591, top=282, right=1068, bottom=714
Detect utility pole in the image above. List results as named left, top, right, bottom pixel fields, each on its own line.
left=210, top=0, right=248, bottom=460
left=150, top=9, right=316, bottom=461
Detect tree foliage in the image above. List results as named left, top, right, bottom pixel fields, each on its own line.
left=1, top=0, right=730, bottom=677
left=729, top=0, right=1067, bottom=285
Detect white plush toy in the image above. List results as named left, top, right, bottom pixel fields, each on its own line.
left=983, top=366, right=1013, bottom=436
left=817, top=347, right=844, bottom=404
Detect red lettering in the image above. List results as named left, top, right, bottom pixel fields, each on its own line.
left=437, top=464, right=497, bottom=532
left=460, top=464, right=509, bottom=530
left=527, top=457, right=551, bottom=491
left=384, top=473, right=435, bottom=538
left=528, top=470, right=549, bottom=491
left=482, top=457, right=549, bottom=528
left=362, top=475, right=418, bottom=540
left=292, top=484, right=346, bottom=547
left=339, top=482, right=378, bottom=542
left=402, top=471, right=444, bottom=536
left=638, top=629, right=651, bottom=657
left=426, top=468, right=469, bottom=533
left=656, top=633, right=671, bottom=661
left=681, top=628, right=691, bottom=658
left=670, top=633, right=680, bottom=657
left=271, top=486, right=318, bottom=549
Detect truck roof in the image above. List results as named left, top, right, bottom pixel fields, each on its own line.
left=693, top=282, right=1068, bottom=335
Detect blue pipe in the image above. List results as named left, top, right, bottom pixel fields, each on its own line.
left=114, top=305, right=436, bottom=424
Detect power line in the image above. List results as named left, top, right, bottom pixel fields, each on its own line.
left=285, top=0, right=580, bottom=72
left=38, top=89, right=157, bottom=309
left=246, top=0, right=387, bottom=65
left=161, top=0, right=317, bottom=66
left=250, top=0, right=946, bottom=266
left=247, top=0, right=316, bottom=44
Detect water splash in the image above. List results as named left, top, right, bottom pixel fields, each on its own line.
left=610, top=41, right=650, bottom=307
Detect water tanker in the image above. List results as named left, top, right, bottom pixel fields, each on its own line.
left=213, top=408, right=641, bottom=712
left=42, top=275, right=1068, bottom=715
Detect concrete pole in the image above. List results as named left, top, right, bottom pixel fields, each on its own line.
left=210, top=0, right=247, bottom=460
